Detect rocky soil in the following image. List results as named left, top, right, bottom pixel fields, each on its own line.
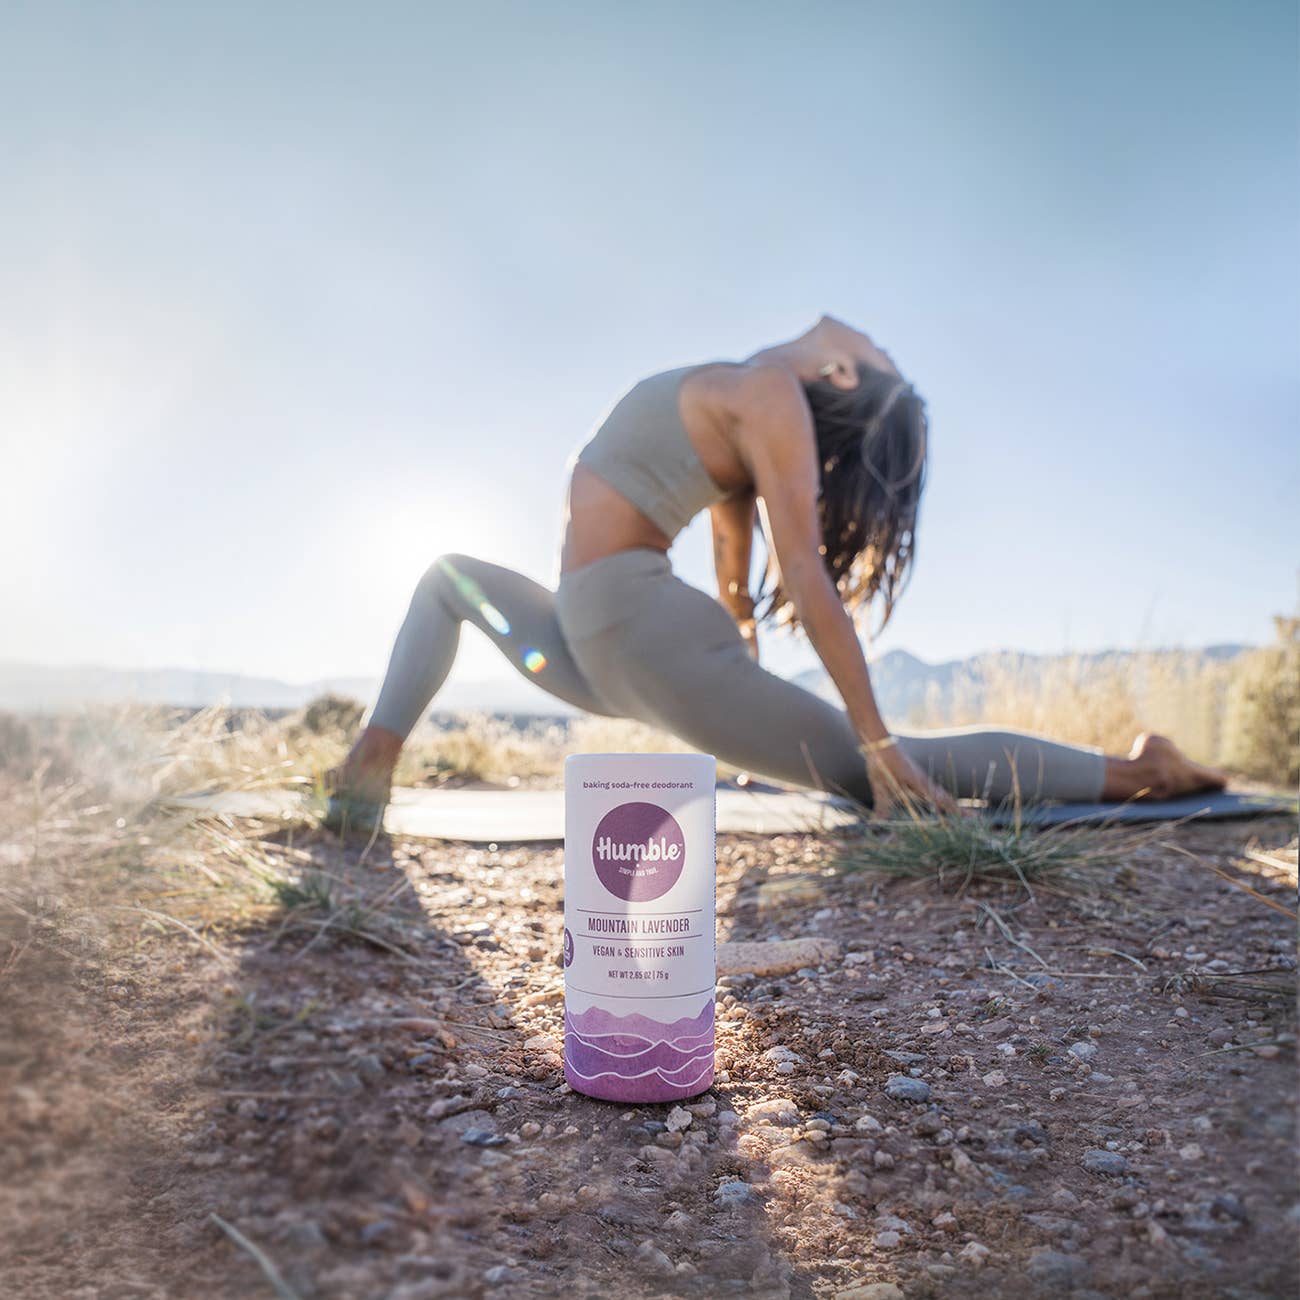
left=1, top=811, right=1296, bottom=1299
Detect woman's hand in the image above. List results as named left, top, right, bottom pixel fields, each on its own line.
left=738, top=617, right=759, bottom=662
left=863, top=740, right=958, bottom=815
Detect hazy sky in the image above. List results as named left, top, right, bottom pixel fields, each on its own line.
left=4, top=0, right=1296, bottom=697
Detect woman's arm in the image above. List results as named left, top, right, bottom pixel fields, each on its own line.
left=733, top=364, right=953, bottom=809
left=709, top=491, right=759, bottom=659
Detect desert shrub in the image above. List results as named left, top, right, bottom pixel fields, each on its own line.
left=0, top=712, right=33, bottom=775
left=1221, top=617, right=1300, bottom=786
left=908, top=651, right=1230, bottom=764
left=298, top=693, right=366, bottom=738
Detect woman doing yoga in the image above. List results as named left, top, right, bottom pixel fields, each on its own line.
left=324, top=314, right=1226, bottom=832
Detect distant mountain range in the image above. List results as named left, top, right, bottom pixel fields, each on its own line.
left=0, top=644, right=1251, bottom=723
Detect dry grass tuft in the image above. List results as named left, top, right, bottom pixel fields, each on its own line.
left=830, top=804, right=1138, bottom=892
left=905, top=616, right=1299, bottom=786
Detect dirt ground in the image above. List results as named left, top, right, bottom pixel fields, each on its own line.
left=1, top=807, right=1297, bottom=1299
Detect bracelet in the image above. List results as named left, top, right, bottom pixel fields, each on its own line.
left=858, top=736, right=897, bottom=758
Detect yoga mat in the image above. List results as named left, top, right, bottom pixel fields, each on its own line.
left=976, top=789, right=1296, bottom=828
left=168, top=785, right=1293, bottom=843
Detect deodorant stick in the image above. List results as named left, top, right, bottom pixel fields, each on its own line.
left=563, top=752, right=716, bottom=1103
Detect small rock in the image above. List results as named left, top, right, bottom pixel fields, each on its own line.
left=913, top=1111, right=944, bottom=1137
left=360, top=1218, right=396, bottom=1246
left=352, top=1052, right=386, bottom=1081
left=834, top=1284, right=904, bottom=1300
left=519, top=1121, right=541, bottom=1139
left=981, top=1070, right=1008, bottom=1087
left=438, top=1109, right=497, bottom=1136
left=854, top=1113, right=883, bottom=1133
left=958, top=1241, right=990, bottom=1266
left=634, top=1241, right=674, bottom=1276
left=874, top=1230, right=902, bottom=1248
left=1012, top=1121, right=1049, bottom=1147
left=714, top=1179, right=759, bottom=1207
left=1081, top=1148, right=1129, bottom=1176
left=873, top=1150, right=896, bottom=1169
left=1068, top=1041, right=1098, bottom=1061
left=748, top=1098, right=801, bottom=1126
left=665, top=1106, right=693, bottom=1133
left=461, top=1129, right=508, bottom=1148
left=1210, top=1193, right=1249, bottom=1224
left=1026, top=1247, right=1088, bottom=1287
left=484, top=1264, right=514, bottom=1286
left=1178, top=1143, right=1205, bottom=1162
left=762, top=1046, right=803, bottom=1065
left=884, top=1075, right=931, bottom=1103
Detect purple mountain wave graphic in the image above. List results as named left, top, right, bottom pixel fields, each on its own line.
left=563, top=1000, right=715, bottom=1102
left=565, top=1001, right=714, bottom=1041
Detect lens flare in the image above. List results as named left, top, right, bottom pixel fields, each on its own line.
left=523, top=648, right=547, bottom=674
left=438, top=556, right=512, bottom=635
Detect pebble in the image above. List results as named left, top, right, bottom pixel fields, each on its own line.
left=1210, top=1193, right=1249, bottom=1223
left=958, top=1241, right=990, bottom=1266
left=981, top=1070, right=1008, bottom=1087
left=519, top=1121, right=541, bottom=1139
left=438, top=1109, right=497, bottom=1136
left=360, top=1218, right=396, bottom=1245
left=1012, top=1121, right=1049, bottom=1147
left=873, top=1230, right=902, bottom=1248
left=762, top=1046, right=803, bottom=1065
left=1026, top=1248, right=1088, bottom=1287
left=748, top=1098, right=801, bottom=1126
left=1068, top=1041, right=1098, bottom=1061
left=913, top=1111, right=943, bottom=1137
left=634, top=1241, right=674, bottom=1276
left=483, top=1265, right=514, bottom=1286
left=664, top=1106, right=693, bottom=1133
left=714, top=1179, right=760, bottom=1207
left=884, top=1075, right=931, bottom=1103
left=834, top=1284, right=904, bottom=1300
left=873, top=1151, right=896, bottom=1169
left=854, top=1114, right=884, bottom=1133
left=1081, top=1148, right=1129, bottom=1176
left=1178, top=1143, right=1205, bottom=1162
left=353, top=1052, right=386, bottom=1081
left=461, top=1129, right=508, bottom=1148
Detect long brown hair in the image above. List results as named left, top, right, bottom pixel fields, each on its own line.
left=753, top=361, right=928, bottom=637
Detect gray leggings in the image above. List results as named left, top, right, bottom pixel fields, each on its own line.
left=367, top=548, right=1106, bottom=808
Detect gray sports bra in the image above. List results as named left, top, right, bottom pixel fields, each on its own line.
left=569, top=362, right=738, bottom=541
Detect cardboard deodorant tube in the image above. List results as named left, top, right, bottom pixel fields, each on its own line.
left=562, top=752, right=717, bottom=1103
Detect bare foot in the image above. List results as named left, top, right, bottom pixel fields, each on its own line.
left=1126, top=733, right=1229, bottom=800
left=324, top=726, right=402, bottom=805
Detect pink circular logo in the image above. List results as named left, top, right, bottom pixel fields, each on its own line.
left=591, top=801, right=686, bottom=902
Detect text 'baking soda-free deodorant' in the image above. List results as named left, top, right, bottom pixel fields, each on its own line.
left=563, top=752, right=716, bottom=1103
